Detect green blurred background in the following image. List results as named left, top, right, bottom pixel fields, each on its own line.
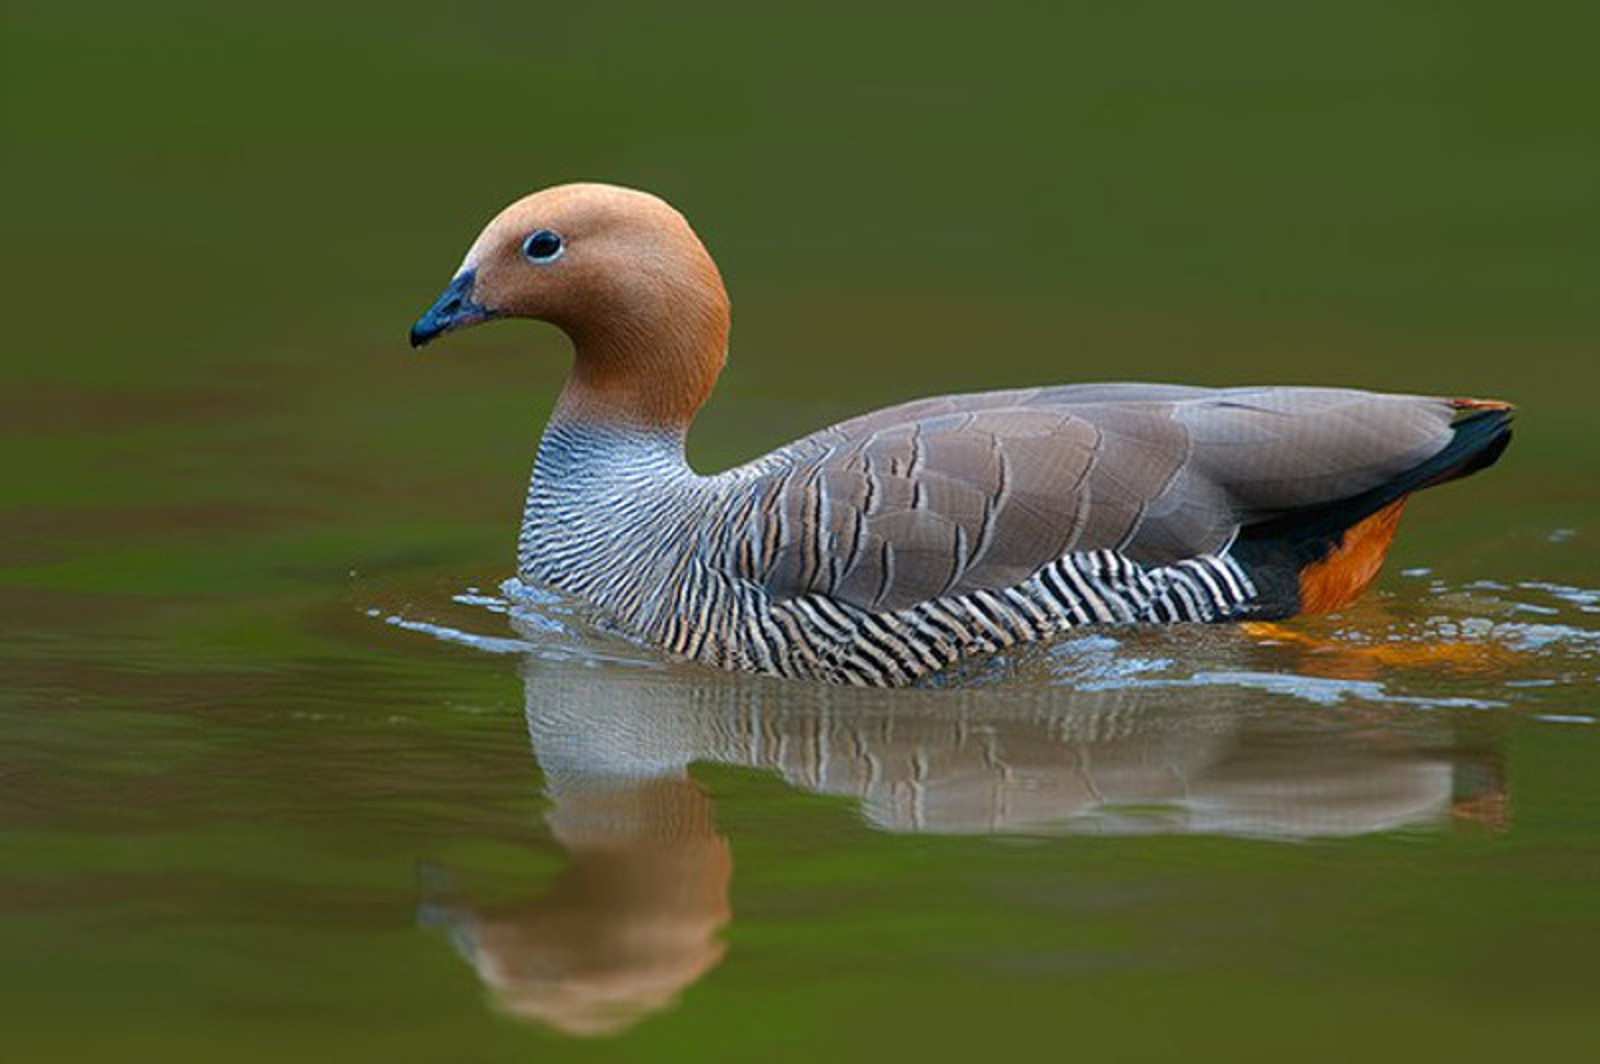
left=7, top=1, right=1597, bottom=506
left=4, top=2, right=1599, bottom=1061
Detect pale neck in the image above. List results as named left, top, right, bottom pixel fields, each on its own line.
left=521, top=418, right=702, bottom=590
left=533, top=418, right=690, bottom=481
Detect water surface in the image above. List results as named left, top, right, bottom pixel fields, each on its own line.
left=5, top=2, right=1600, bottom=1059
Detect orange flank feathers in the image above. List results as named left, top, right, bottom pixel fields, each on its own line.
left=1297, top=498, right=1410, bottom=614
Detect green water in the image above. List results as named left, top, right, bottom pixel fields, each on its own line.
left=5, top=2, right=1600, bottom=1059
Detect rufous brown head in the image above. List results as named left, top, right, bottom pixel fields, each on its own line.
left=411, top=183, right=731, bottom=428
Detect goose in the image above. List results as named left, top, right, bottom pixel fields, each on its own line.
left=410, top=183, right=1512, bottom=685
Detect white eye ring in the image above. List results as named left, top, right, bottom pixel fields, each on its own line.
left=522, top=229, right=565, bottom=264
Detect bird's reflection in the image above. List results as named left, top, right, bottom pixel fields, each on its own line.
left=420, top=770, right=729, bottom=1037
left=420, top=640, right=1506, bottom=1036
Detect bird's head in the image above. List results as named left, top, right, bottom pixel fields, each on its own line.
left=410, top=183, right=730, bottom=428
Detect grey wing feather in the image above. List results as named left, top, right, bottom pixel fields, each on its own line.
left=733, top=384, right=1456, bottom=611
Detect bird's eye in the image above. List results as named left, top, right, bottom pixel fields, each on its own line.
left=522, top=229, right=564, bottom=263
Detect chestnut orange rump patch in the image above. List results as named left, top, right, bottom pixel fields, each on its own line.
left=1297, top=498, right=1409, bottom=614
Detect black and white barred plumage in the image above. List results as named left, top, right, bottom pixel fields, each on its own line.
left=520, top=424, right=1256, bottom=686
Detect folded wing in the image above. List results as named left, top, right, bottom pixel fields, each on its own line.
left=732, top=385, right=1456, bottom=611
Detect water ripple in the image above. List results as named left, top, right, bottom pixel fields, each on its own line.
left=375, top=573, right=1600, bottom=716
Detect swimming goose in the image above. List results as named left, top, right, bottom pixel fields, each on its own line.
left=410, top=183, right=1512, bottom=685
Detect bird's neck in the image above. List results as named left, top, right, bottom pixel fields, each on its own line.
left=551, top=277, right=730, bottom=433
left=521, top=419, right=702, bottom=597
left=532, top=420, right=689, bottom=485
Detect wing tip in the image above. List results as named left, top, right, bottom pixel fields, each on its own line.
left=1449, top=396, right=1516, bottom=420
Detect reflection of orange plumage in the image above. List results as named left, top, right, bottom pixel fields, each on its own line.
left=422, top=777, right=731, bottom=1038
left=1452, top=786, right=1511, bottom=832
left=1241, top=619, right=1519, bottom=679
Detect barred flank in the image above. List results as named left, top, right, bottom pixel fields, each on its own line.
left=519, top=425, right=1257, bottom=687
